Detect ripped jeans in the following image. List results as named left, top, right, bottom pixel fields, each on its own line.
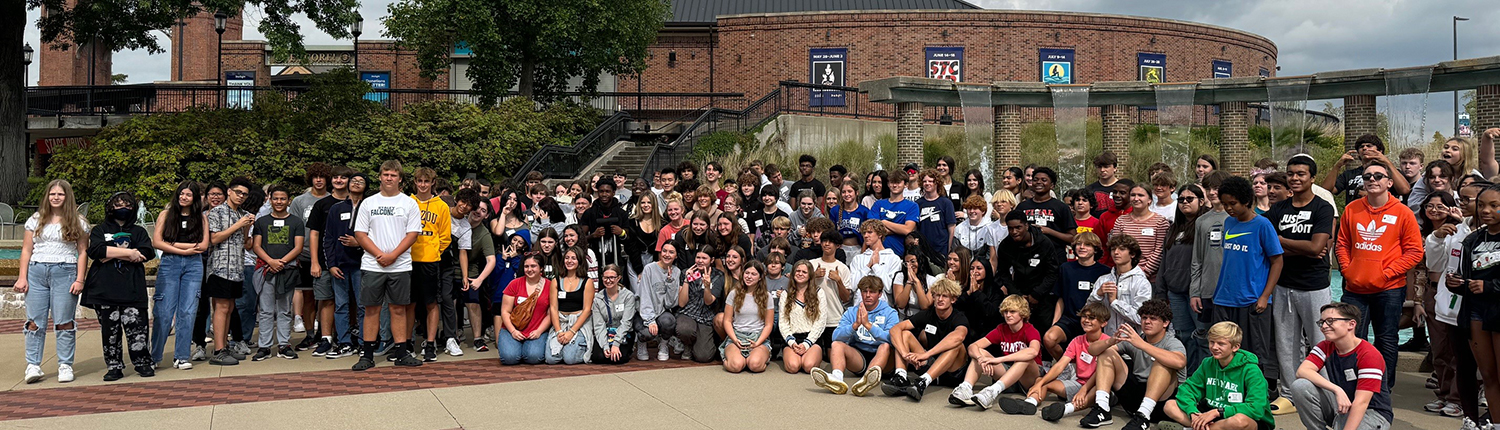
left=24, top=262, right=80, bottom=366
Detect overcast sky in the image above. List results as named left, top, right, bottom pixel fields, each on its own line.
left=24, top=0, right=1500, bottom=133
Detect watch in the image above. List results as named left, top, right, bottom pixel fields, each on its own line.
left=1215, top=407, right=1226, bottom=417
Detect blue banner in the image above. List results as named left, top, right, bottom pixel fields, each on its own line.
left=1040, top=48, right=1074, bottom=84
left=925, top=47, right=963, bottom=83
left=809, top=48, right=847, bottom=107
left=361, top=72, right=390, bottom=103
left=1138, top=53, right=1166, bottom=83
left=224, top=71, right=255, bottom=109
left=1212, top=60, right=1232, bottom=79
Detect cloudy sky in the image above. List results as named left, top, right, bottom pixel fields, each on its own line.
left=24, top=0, right=1500, bottom=133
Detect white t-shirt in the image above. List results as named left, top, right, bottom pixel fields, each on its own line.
left=25, top=214, right=88, bottom=264
left=355, top=192, right=423, bottom=273
left=1150, top=201, right=1177, bottom=223
left=451, top=215, right=473, bottom=251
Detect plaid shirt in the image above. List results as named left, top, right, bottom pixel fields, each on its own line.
left=207, top=204, right=249, bottom=281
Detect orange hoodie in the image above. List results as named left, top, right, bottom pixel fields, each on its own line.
left=1336, top=192, right=1423, bottom=294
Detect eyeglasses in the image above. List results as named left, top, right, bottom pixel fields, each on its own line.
left=1425, top=204, right=1449, bottom=211
left=1360, top=173, right=1389, bottom=181
left=601, top=275, right=621, bottom=280
left=1315, top=317, right=1354, bottom=327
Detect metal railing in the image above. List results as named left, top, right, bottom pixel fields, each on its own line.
left=639, top=86, right=785, bottom=181
left=508, top=111, right=636, bottom=185
left=24, top=84, right=745, bottom=117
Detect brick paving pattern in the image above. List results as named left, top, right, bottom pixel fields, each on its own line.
left=0, top=359, right=706, bottom=421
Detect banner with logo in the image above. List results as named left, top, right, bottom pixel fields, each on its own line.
left=925, top=47, right=963, bottom=83
left=1212, top=60, right=1232, bottom=79
left=1040, top=48, right=1074, bottom=84
left=1138, top=53, right=1166, bottom=83
left=225, top=71, right=255, bottom=109
left=361, top=71, right=390, bottom=104
left=809, top=48, right=847, bottom=107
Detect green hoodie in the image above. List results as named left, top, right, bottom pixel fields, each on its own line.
left=1173, top=349, right=1273, bottom=428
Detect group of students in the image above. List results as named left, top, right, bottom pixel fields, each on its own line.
left=13, top=129, right=1500, bottom=430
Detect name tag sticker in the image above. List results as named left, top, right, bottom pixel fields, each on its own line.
left=874, top=316, right=886, bottom=325
left=1078, top=281, right=1092, bottom=290
left=849, top=217, right=860, bottom=224
left=1344, top=368, right=1357, bottom=381
left=273, top=220, right=285, bottom=227
left=1142, top=227, right=1155, bottom=236
left=181, top=221, right=188, bottom=229
left=558, top=290, right=567, bottom=299
left=1080, top=352, right=1094, bottom=364
left=340, top=213, right=351, bottom=221
left=1382, top=214, right=1397, bottom=225
left=755, top=220, right=764, bottom=227
left=615, top=303, right=624, bottom=313
left=1228, top=392, right=1243, bottom=403
left=1028, top=258, right=1040, bottom=267
left=516, top=296, right=527, bottom=304
left=1210, top=231, right=1222, bottom=241
left=924, top=324, right=937, bottom=334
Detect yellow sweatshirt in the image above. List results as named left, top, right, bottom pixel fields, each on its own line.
left=411, top=194, right=451, bottom=263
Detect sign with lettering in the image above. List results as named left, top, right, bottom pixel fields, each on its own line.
left=1138, top=53, right=1166, bottom=83
left=1212, top=60, right=1232, bottom=79
left=809, top=48, right=847, bottom=107
left=1040, top=48, right=1074, bottom=84
left=925, top=47, right=963, bottom=83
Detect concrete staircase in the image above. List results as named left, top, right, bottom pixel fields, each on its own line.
left=568, top=141, right=657, bottom=182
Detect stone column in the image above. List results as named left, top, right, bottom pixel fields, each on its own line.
left=993, top=105, right=1022, bottom=175
left=1102, top=105, right=1132, bottom=168
left=1474, top=85, right=1500, bottom=136
left=1219, top=101, right=1251, bottom=176
left=1343, top=95, right=1378, bottom=151
left=896, top=102, right=924, bottom=169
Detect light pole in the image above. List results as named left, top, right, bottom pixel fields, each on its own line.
left=1455, top=15, right=1468, bottom=136
left=351, top=14, right=363, bottom=73
left=215, top=12, right=227, bottom=85
left=22, top=43, right=33, bottom=116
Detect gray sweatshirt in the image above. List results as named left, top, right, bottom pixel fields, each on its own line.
left=637, top=262, right=682, bottom=323
left=591, top=287, right=638, bottom=349
left=1190, top=209, right=1228, bottom=300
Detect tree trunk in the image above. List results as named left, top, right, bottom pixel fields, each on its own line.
left=518, top=60, right=534, bottom=98
left=0, top=0, right=28, bottom=204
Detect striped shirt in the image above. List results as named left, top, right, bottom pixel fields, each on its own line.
left=1306, top=339, right=1392, bottom=424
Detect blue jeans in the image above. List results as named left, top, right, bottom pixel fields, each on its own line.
left=1167, top=291, right=1207, bottom=375
left=497, top=334, right=547, bottom=365
left=235, top=265, right=259, bottom=342
left=24, top=262, right=80, bottom=366
left=331, top=270, right=363, bottom=345
left=152, top=254, right=203, bottom=363
left=1343, top=287, right=1404, bottom=390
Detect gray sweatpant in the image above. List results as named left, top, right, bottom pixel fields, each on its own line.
left=256, top=268, right=296, bottom=348
left=1275, top=285, right=1330, bottom=397
left=1290, top=378, right=1391, bottom=430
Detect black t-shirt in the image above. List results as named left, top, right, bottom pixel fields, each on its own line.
left=907, top=308, right=970, bottom=349
left=1086, top=181, right=1117, bottom=217
left=1334, top=167, right=1364, bottom=202
left=746, top=208, right=788, bottom=238
left=306, top=195, right=341, bottom=270
left=788, top=179, right=826, bottom=204
left=1017, top=197, right=1075, bottom=259
left=1264, top=197, right=1336, bottom=290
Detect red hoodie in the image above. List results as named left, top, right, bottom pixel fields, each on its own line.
left=1336, top=192, right=1423, bottom=294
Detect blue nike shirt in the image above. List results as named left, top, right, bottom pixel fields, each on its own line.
left=1214, top=215, right=1284, bottom=307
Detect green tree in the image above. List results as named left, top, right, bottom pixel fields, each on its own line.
left=384, top=0, right=669, bottom=103
left=2, top=0, right=360, bottom=204
left=110, top=73, right=128, bottom=84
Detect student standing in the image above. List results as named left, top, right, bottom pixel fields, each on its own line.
left=206, top=178, right=258, bottom=366
left=148, top=181, right=208, bottom=370
left=1016, top=167, right=1077, bottom=254
left=1110, top=184, right=1170, bottom=279
left=409, top=167, right=453, bottom=363
left=308, top=167, right=352, bottom=357
left=1211, top=177, right=1284, bottom=394
left=82, top=192, right=157, bottom=380
left=1264, top=155, right=1336, bottom=414
left=869, top=170, right=919, bottom=256
left=325, top=174, right=369, bottom=356
left=1336, top=161, right=1424, bottom=390
left=289, top=163, right=331, bottom=348
left=915, top=169, right=958, bottom=255
left=352, top=161, right=424, bottom=370
left=17, top=180, right=89, bottom=383
left=250, top=185, right=305, bottom=361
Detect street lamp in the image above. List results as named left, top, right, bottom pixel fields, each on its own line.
left=351, top=13, right=363, bottom=72
left=1455, top=15, right=1468, bottom=136
left=22, top=43, right=33, bottom=116
left=215, top=12, right=227, bottom=86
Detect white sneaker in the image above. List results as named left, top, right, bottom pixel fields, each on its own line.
left=949, top=383, right=975, bottom=406
left=173, top=359, right=193, bottom=370
left=636, top=342, right=650, bottom=361
left=445, top=338, right=464, bottom=356
left=973, top=385, right=1001, bottom=410
left=657, top=343, right=670, bottom=361
left=57, top=364, right=74, bottom=383
left=294, top=315, right=306, bottom=333
left=23, top=364, right=43, bottom=384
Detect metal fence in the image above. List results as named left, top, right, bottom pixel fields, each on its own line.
left=508, top=111, right=636, bottom=185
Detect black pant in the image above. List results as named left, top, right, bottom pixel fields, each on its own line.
left=590, top=335, right=636, bottom=365
left=192, top=291, right=243, bottom=346
left=98, top=305, right=152, bottom=370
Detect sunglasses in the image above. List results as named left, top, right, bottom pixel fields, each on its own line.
left=1179, top=196, right=1198, bottom=203
left=1360, top=173, right=1389, bottom=181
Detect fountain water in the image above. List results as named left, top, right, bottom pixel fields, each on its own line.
left=1154, top=84, right=1197, bottom=184
left=1051, top=87, right=1090, bottom=192
left=1267, top=79, right=1311, bottom=161
left=1382, top=67, right=1434, bottom=151
left=957, top=84, right=995, bottom=186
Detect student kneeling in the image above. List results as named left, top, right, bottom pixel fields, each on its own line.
left=720, top=261, right=775, bottom=373
left=1290, top=302, right=1393, bottom=430
left=811, top=275, right=901, bottom=396
left=1161, top=321, right=1274, bottom=430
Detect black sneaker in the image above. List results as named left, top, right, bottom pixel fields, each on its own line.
left=474, top=339, right=489, bottom=352
left=1122, top=412, right=1151, bottom=430
left=295, top=336, right=319, bottom=351
left=904, top=377, right=929, bottom=402
left=422, top=342, right=439, bottom=362
left=312, top=339, right=333, bottom=356
left=328, top=344, right=354, bottom=359
left=1079, top=405, right=1113, bottom=428
left=393, top=353, right=423, bottom=367
left=278, top=346, right=299, bottom=359
left=881, top=373, right=910, bottom=397
left=997, top=397, right=1037, bottom=415
left=352, top=356, right=376, bottom=371
left=252, top=347, right=274, bottom=362
left=1041, top=402, right=1067, bottom=422
left=103, top=369, right=124, bottom=381
left=135, top=365, right=155, bottom=378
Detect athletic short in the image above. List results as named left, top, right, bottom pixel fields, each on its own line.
left=204, top=274, right=244, bottom=299
left=1052, top=318, right=1083, bottom=344
left=409, top=261, right=442, bottom=305
left=1062, top=378, right=1083, bottom=400
left=362, top=270, right=412, bottom=307
left=312, top=270, right=335, bottom=301
left=295, top=263, right=314, bottom=291
left=1116, top=376, right=1173, bottom=421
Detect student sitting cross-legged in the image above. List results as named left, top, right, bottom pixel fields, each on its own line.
left=950, top=294, right=1042, bottom=410
left=1160, top=321, right=1274, bottom=430
left=811, top=275, right=902, bottom=396
left=997, top=301, right=1128, bottom=423
left=881, top=278, right=970, bottom=402
left=1088, top=299, right=1189, bottom=430
left=1289, top=302, right=1393, bottom=430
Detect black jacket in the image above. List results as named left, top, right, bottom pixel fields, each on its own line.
left=82, top=220, right=157, bottom=309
